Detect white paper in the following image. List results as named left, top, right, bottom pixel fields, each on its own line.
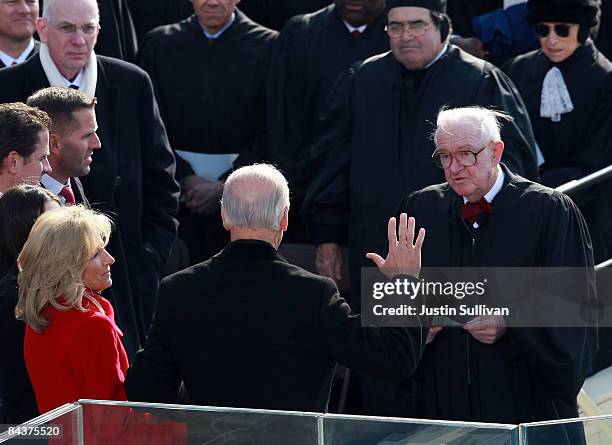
left=175, top=150, right=238, bottom=181
left=504, top=0, right=525, bottom=9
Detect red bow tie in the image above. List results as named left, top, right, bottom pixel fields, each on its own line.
left=461, top=197, right=493, bottom=225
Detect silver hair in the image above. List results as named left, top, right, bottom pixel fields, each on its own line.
left=221, top=164, right=290, bottom=231
left=42, top=0, right=100, bottom=21
left=433, top=106, right=512, bottom=148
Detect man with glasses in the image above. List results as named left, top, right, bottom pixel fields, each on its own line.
left=0, top=0, right=180, bottom=360
left=503, top=0, right=612, bottom=266
left=0, top=0, right=40, bottom=69
left=376, top=106, right=595, bottom=430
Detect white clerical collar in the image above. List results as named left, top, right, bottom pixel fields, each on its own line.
left=61, top=69, right=84, bottom=88
left=42, top=174, right=70, bottom=196
left=463, top=165, right=505, bottom=204
left=425, top=43, right=449, bottom=69
left=202, top=13, right=236, bottom=39
left=0, top=39, right=35, bottom=67
left=343, top=20, right=367, bottom=34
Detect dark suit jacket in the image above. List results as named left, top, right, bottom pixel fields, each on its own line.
left=125, top=240, right=427, bottom=412
left=0, top=40, right=40, bottom=69
left=0, top=54, right=180, bottom=357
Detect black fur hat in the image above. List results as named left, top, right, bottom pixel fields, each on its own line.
left=387, top=0, right=447, bottom=13
left=526, top=0, right=600, bottom=27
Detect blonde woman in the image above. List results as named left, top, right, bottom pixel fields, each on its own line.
left=16, top=205, right=186, bottom=443
left=16, top=205, right=125, bottom=414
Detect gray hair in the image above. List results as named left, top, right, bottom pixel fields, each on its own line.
left=43, top=0, right=100, bottom=21
left=221, top=164, right=290, bottom=231
left=434, top=106, right=512, bottom=148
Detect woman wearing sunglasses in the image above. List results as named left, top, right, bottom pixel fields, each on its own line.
left=503, top=0, right=612, bottom=265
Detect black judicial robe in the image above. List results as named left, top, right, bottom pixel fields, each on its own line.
left=393, top=166, right=595, bottom=430
left=0, top=41, right=39, bottom=69
left=597, top=0, right=612, bottom=61
left=503, top=41, right=612, bottom=263
left=305, top=46, right=538, bottom=304
left=264, top=4, right=389, bottom=193
left=140, top=11, right=277, bottom=182
left=239, top=0, right=333, bottom=30
left=126, top=0, right=193, bottom=43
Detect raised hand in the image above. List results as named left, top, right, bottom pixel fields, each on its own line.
left=366, top=213, right=425, bottom=278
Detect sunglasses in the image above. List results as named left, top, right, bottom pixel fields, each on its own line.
left=533, top=23, right=571, bottom=38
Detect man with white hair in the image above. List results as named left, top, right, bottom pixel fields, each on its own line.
left=0, top=0, right=180, bottom=358
left=369, top=106, right=595, bottom=426
left=125, top=163, right=428, bottom=413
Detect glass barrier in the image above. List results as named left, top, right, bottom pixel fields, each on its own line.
left=78, top=399, right=319, bottom=445
left=323, top=414, right=518, bottom=445
left=520, top=415, right=612, bottom=445
left=22, top=399, right=612, bottom=445
left=0, top=403, right=80, bottom=443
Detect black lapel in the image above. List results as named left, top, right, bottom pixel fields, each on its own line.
left=23, top=55, right=51, bottom=94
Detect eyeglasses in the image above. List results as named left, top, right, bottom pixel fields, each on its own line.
left=385, top=21, right=434, bottom=38
left=533, top=23, right=571, bottom=38
left=432, top=143, right=491, bottom=169
left=51, top=22, right=100, bottom=36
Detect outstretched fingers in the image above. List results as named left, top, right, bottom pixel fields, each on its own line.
left=398, top=213, right=408, bottom=245
left=414, top=227, right=426, bottom=251
left=365, top=252, right=385, bottom=268
left=388, top=216, right=398, bottom=247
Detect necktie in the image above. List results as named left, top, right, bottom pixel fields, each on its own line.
left=68, top=84, right=79, bottom=90
left=10, top=61, right=17, bottom=66
left=351, top=30, right=361, bottom=38
left=59, top=185, right=76, bottom=205
left=461, top=197, right=493, bottom=225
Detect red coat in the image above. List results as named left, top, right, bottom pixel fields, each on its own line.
left=25, top=291, right=128, bottom=414
left=25, top=291, right=186, bottom=444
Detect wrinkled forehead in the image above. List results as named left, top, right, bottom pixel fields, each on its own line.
left=46, top=0, right=99, bottom=23
left=434, top=121, right=482, bottom=151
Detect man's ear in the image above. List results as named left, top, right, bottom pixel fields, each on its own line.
left=3, top=151, right=21, bottom=174
left=221, top=208, right=230, bottom=232
left=279, top=207, right=289, bottom=232
left=36, top=18, right=49, bottom=44
left=492, top=140, right=504, bottom=163
left=49, top=133, right=61, bottom=155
